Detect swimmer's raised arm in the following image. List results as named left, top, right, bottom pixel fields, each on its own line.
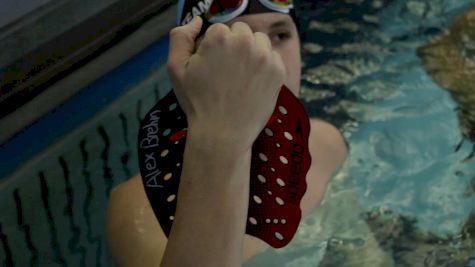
left=160, top=130, right=251, bottom=267
left=160, top=16, right=286, bottom=267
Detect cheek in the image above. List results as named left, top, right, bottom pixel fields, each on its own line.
left=281, top=47, right=301, bottom=96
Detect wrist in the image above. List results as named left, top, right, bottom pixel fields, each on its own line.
left=186, top=124, right=254, bottom=158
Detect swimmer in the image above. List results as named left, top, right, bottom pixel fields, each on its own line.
left=106, top=0, right=348, bottom=266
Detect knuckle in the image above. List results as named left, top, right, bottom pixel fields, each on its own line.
left=232, top=21, right=245, bottom=27
left=255, top=45, right=272, bottom=63
left=232, top=21, right=250, bottom=31
left=255, top=31, right=270, bottom=42
left=213, top=23, right=229, bottom=31
left=207, top=23, right=229, bottom=39
left=169, top=27, right=183, bottom=38
left=255, top=49, right=270, bottom=65
left=256, top=32, right=271, bottom=47
left=169, top=26, right=195, bottom=46
left=254, top=34, right=272, bottom=59
left=237, top=34, right=255, bottom=50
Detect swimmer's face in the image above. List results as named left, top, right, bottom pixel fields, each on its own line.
left=226, top=13, right=301, bottom=96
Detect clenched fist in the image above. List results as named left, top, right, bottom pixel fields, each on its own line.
left=167, top=16, right=286, bottom=153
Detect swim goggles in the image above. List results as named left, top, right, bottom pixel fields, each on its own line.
left=189, top=0, right=296, bottom=37
left=206, top=0, right=294, bottom=24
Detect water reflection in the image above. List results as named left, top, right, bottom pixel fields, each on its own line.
left=290, top=1, right=475, bottom=266
left=319, top=209, right=475, bottom=267
left=418, top=6, right=475, bottom=162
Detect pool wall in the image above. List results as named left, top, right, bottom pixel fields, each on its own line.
left=0, top=6, right=175, bottom=267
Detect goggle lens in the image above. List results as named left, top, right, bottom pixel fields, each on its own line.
left=207, top=0, right=246, bottom=20
left=263, top=0, right=293, bottom=6
left=259, top=0, right=293, bottom=13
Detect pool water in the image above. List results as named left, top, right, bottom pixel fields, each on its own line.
left=2, top=0, right=475, bottom=266
left=246, top=0, right=475, bottom=266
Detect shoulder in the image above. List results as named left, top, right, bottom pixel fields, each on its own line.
left=299, top=118, right=348, bottom=216
left=106, top=175, right=167, bottom=267
left=309, top=118, right=349, bottom=171
left=107, top=176, right=149, bottom=220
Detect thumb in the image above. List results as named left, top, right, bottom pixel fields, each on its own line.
left=167, top=16, right=203, bottom=76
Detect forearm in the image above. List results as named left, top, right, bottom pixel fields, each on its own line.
left=160, top=127, right=252, bottom=267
